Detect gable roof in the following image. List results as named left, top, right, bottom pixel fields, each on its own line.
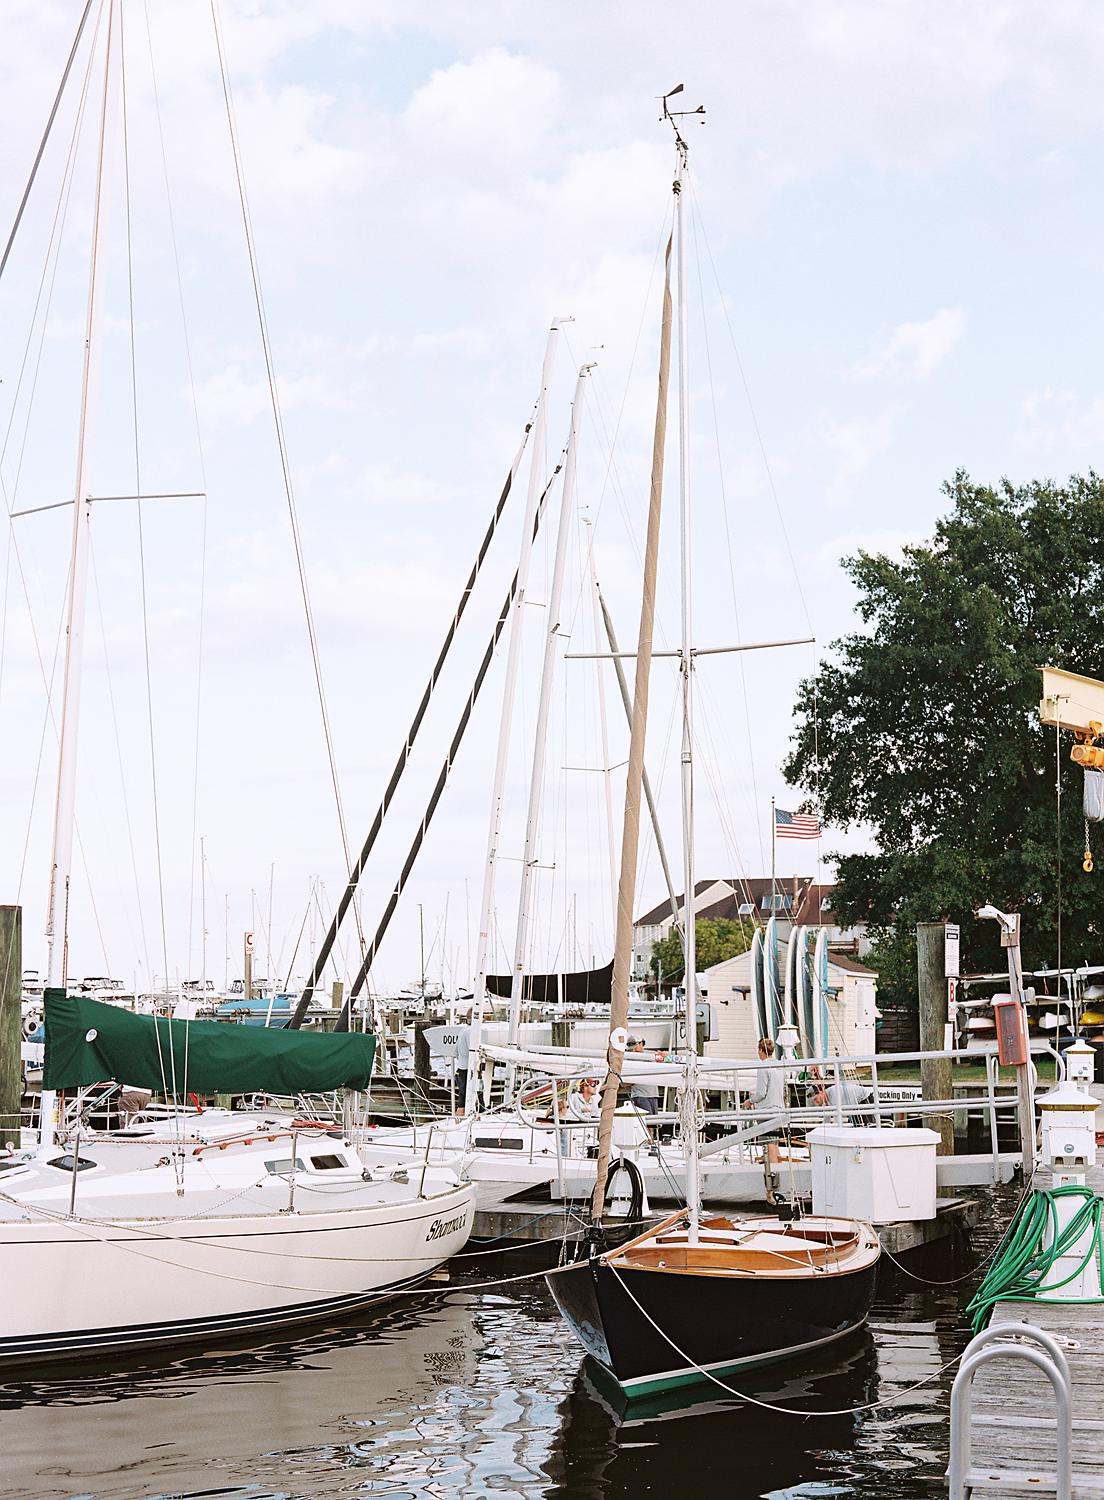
left=635, top=876, right=820, bottom=929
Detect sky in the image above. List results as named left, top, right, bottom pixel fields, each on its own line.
left=2, top=0, right=1104, bottom=996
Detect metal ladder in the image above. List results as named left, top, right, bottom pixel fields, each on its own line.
left=949, top=1322, right=1072, bottom=1499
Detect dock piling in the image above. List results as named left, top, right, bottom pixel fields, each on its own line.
left=0, top=906, right=21, bottom=1147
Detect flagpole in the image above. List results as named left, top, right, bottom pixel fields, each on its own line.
left=771, top=795, right=776, bottom=910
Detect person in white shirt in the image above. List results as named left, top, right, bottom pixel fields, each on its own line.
left=561, top=1077, right=600, bottom=1156
left=566, top=1078, right=600, bottom=1121
left=742, top=1037, right=785, bottom=1165
left=813, top=1076, right=872, bottom=1124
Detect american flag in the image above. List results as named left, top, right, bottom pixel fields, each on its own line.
left=775, top=807, right=821, bottom=840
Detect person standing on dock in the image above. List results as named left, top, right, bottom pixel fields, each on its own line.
left=743, top=1037, right=784, bottom=1166
left=453, top=1013, right=472, bottom=1116
left=627, top=1037, right=661, bottom=1115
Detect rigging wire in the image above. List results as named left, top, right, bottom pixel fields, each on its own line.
left=89, top=539, right=152, bottom=980
left=0, top=13, right=103, bottom=914
left=688, top=179, right=814, bottom=637
left=0, top=0, right=98, bottom=287
left=208, top=0, right=367, bottom=963
left=688, top=196, right=766, bottom=874
left=120, top=3, right=171, bottom=994
left=140, top=0, right=212, bottom=986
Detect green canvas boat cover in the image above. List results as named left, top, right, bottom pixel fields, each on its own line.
left=43, top=993, right=375, bottom=1094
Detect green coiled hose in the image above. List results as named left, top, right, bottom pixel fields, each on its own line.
left=967, top=1184, right=1104, bottom=1335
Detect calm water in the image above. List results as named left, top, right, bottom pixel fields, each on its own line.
left=0, top=1190, right=1012, bottom=1500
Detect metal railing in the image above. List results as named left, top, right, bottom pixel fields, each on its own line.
left=949, top=1322, right=1072, bottom=1500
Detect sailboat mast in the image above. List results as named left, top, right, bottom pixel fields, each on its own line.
left=585, top=521, right=619, bottom=916
left=466, top=321, right=561, bottom=1111
left=590, top=234, right=673, bottom=1223
left=45, top=0, right=116, bottom=993
left=506, top=362, right=592, bottom=1074
left=673, top=135, right=702, bottom=1239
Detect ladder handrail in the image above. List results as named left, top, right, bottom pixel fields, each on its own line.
left=949, top=1322, right=1072, bottom=1500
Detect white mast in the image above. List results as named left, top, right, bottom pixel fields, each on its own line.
left=506, top=363, right=593, bottom=1078
left=673, top=116, right=702, bottom=1241
left=466, top=321, right=562, bottom=1113
left=200, top=836, right=208, bottom=987
left=41, top=0, right=116, bottom=1148
left=584, top=517, right=619, bottom=917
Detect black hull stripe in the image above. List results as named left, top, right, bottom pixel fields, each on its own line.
left=0, top=1270, right=435, bottom=1359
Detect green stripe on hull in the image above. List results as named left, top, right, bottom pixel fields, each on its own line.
left=610, top=1319, right=867, bottom=1401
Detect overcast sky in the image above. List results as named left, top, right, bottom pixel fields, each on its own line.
left=2, top=1, right=1103, bottom=995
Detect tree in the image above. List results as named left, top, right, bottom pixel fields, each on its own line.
left=784, top=470, right=1104, bottom=993
left=650, top=916, right=755, bottom=982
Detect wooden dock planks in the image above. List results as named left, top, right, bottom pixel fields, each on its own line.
left=962, top=1160, right=1104, bottom=1498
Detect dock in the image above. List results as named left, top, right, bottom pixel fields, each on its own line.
left=957, top=1160, right=1104, bottom=1498
left=469, top=1179, right=980, bottom=1254
left=960, top=1299, right=1104, bottom=1497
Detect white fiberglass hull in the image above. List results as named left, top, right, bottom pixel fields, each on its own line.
left=0, top=1182, right=474, bottom=1360
left=358, top=1122, right=803, bottom=1205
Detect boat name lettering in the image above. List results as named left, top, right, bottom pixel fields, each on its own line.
left=426, top=1212, right=467, bottom=1242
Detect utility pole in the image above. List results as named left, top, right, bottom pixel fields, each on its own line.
left=978, top=904, right=1036, bottom=1179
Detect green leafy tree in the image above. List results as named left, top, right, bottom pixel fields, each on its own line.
left=650, top=916, right=756, bottom=981
left=784, top=471, right=1104, bottom=995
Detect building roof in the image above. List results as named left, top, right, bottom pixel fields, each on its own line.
left=635, top=876, right=820, bottom=929
left=700, top=946, right=876, bottom=981
left=793, top=882, right=835, bottom=924
left=824, top=952, right=876, bottom=976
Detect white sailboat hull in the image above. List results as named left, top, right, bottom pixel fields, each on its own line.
left=0, top=1182, right=474, bottom=1360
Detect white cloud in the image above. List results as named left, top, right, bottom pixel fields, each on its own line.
left=193, top=362, right=354, bottom=426
left=855, top=308, right=965, bottom=382
left=1016, top=387, right=1104, bottom=457
left=821, top=408, right=900, bottom=502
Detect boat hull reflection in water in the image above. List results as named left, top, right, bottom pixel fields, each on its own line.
left=547, top=1213, right=880, bottom=1398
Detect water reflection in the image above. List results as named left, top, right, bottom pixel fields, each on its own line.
left=1, top=1190, right=1014, bottom=1500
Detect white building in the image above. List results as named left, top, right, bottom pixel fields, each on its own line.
left=633, top=876, right=871, bottom=981
left=702, top=944, right=879, bottom=1060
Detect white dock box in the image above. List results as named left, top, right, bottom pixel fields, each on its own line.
left=808, top=1125, right=939, bottom=1223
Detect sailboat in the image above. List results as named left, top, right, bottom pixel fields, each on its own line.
left=0, top=4, right=474, bottom=1359
left=544, top=89, right=879, bottom=1399
left=0, top=994, right=474, bottom=1360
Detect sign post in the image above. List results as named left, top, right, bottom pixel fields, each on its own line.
left=244, top=931, right=254, bottom=1002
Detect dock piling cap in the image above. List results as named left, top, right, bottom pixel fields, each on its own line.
left=1038, top=1078, right=1098, bottom=1111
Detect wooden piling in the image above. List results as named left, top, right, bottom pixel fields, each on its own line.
left=917, top=921, right=954, bottom=1158
left=0, top=906, right=22, bottom=1146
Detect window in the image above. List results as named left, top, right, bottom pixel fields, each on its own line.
left=48, top=1154, right=97, bottom=1173
left=737, top=901, right=754, bottom=916
left=265, top=1156, right=308, bottom=1175
left=308, top=1153, right=348, bottom=1171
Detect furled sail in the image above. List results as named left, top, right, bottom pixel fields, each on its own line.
left=485, top=960, right=613, bottom=1007
left=43, top=994, right=375, bottom=1094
